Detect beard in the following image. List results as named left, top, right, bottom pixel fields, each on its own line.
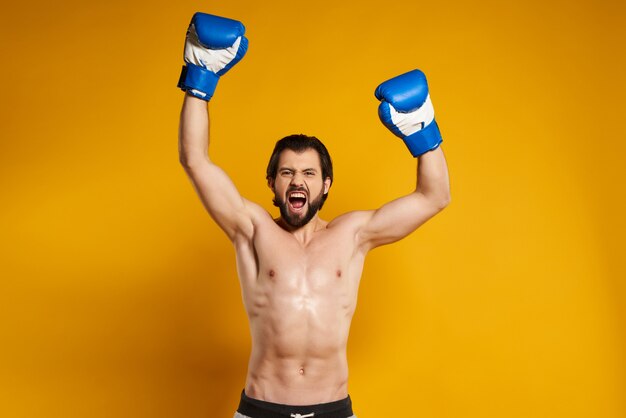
left=274, top=187, right=325, bottom=228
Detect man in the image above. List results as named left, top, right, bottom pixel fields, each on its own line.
left=177, top=13, right=450, bottom=418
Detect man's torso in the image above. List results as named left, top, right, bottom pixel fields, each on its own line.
left=234, top=204, right=368, bottom=405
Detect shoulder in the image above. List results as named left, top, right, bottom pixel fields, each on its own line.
left=231, top=199, right=274, bottom=243
left=328, top=210, right=375, bottom=228
left=243, top=198, right=273, bottom=221
left=325, top=210, right=378, bottom=254
left=326, top=210, right=376, bottom=246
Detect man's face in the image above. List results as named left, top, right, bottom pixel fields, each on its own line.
left=269, top=148, right=331, bottom=228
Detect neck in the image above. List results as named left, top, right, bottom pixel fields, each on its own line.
left=277, top=215, right=326, bottom=244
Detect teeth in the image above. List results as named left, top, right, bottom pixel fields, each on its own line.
left=290, top=192, right=306, bottom=199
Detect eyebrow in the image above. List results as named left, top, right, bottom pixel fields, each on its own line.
left=278, top=167, right=318, bottom=172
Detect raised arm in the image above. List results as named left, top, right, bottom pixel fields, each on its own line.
left=177, top=13, right=254, bottom=242
left=179, top=95, right=254, bottom=241
left=358, top=147, right=450, bottom=250
left=358, top=69, right=451, bottom=251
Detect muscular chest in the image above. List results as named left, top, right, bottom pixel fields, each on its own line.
left=256, top=231, right=352, bottom=286
left=236, top=221, right=365, bottom=319
left=250, top=224, right=362, bottom=295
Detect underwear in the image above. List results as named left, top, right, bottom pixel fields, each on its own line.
left=236, top=389, right=355, bottom=418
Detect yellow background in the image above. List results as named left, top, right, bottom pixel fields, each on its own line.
left=1, top=0, right=625, bottom=417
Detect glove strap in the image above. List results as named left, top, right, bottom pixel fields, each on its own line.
left=177, top=64, right=219, bottom=101
left=403, top=120, right=443, bottom=157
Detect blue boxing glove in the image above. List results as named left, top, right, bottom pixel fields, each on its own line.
left=375, top=69, right=443, bottom=157
left=177, top=13, right=248, bottom=101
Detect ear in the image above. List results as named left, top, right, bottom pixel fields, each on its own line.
left=323, top=177, right=331, bottom=195
left=267, top=177, right=275, bottom=190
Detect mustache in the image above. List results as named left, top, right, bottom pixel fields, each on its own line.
left=287, top=186, right=308, bottom=194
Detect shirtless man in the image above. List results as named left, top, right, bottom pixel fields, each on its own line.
left=177, top=13, right=450, bottom=418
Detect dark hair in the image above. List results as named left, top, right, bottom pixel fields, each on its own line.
left=266, top=134, right=333, bottom=207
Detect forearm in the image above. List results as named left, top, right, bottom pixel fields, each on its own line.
left=415, top=147, right=451, bottom=205
left=178, top=93, right=210, bottom=167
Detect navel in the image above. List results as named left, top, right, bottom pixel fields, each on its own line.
left=269, top=269, right=275, bottom=277
left=298, top=367, right=305, bottom=375
left=336, top=269, right=342, bottom=278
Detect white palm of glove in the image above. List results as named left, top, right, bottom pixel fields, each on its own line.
left=389, top=95, right=436, bottom=137
left=183, top=24, right=242, bottom=73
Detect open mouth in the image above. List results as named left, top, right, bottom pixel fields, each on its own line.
left=288, top=191, right=307, bottom=210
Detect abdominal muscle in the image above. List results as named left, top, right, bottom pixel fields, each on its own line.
left=240, top=263, right=358, bottom=405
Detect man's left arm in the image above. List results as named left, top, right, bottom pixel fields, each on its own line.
left=358, top=146, right=450, bottom=251
left=358, top=69, right=451, bottom=251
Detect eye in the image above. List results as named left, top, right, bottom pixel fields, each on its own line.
left=304, top=171, right=315, bottom=177
left=280, top=170, right=293, bottom=177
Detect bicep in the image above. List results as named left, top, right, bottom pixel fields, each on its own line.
left=358, top=192, right=447, bottom=251
left=182, top=159, right=254, bottom=241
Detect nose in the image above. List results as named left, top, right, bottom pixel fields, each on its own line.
left=290, top=171, right=305, bottom=186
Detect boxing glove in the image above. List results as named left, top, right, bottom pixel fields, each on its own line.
left=375, top=69, right=442, bottom=157
left=177, top=13, right=248, bottom=101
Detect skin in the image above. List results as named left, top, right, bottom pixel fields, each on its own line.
left=179, top=93, right=450, bottom=405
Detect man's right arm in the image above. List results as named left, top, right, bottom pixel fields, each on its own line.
left=178, top=93, right=254, bottom=242
left=176, top=13, right=254, bottom=242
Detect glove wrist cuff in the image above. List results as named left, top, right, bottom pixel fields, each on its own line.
left=177, top=64, right=219, bottom=101
left=403, top=120, right=443, bottom=157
